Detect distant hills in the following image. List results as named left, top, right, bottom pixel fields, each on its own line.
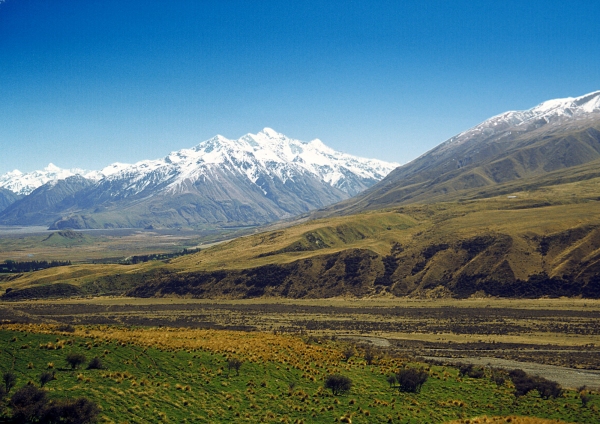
left=0, top=129, right=397, bottom=229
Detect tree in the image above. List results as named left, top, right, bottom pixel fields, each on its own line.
left=66, top=353, right=87, bottom=370
left=9, top=384, right=48, bottom=423
left=396, top=368, right=428, bottom=393
left=227, top=358, right=243, bottom=376
left=324, top=374, right=352, bottom=396
left=3, top=371, right=16, bottom=393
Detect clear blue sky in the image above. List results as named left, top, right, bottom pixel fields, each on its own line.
left=1, top=0, right=600, bottom=174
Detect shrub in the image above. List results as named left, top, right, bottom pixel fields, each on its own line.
left=508, top=369, right=562, bottom=399
left=490, top=368, right=507, bottom=386
left=342, top=347, right=355, bottom=362
left=364, top=347, right=376, bottom=365
left=458, top=363, right=485, bottom=379
left=227, top=358, right=243, bottom=376
left=580, top=392, right=592, bottom=408
left=66, top=353, right=87, bottom=370
left=324, top=374, right=352, bottom=396
left=386, top=374, right=397, bottom=388
left=40, top=397, right=100, bottom=424
left=396, top=368, right=428, bottom=393
left=40, top=372, right=56, bottom=388
left=3, top=371, right=17, bottom=393
left=86, top=357, right=104, bottom=370
left=8, top=384, right=99, bottom=424
left=9, top=384, right=48, bottom=422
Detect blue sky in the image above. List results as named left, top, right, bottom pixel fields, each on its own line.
left=1, top=0, right=600, bottom=174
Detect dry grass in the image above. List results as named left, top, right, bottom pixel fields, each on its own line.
left=2, top=175, right=600, bottom=299
left=2, top=323, right=343, bottom=367
left=445, top=416, right=571, bottom=424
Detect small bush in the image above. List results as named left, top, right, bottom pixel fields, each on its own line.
left=40, top=372, right=56, bottom=388
left=580, top=392, right=592, bottom=408
left=490, top=368, right=507, bottom=386
left=386, top=374, right=397, bottom=388
left=509, top=369, right=562, bottom=399
left=66, top=352, right=87, bottom=370
left=324, top=374, right=352, bottom=396
left=56, top=324, right=76, bottom=333
left=227, top=358, right=243, bottom=376
left=396, top=368, right=428, bottom=393
left=87, top=357, right=104, bottom=370
left=364, top=347, right=376, bottom=365
left=342, top=347, right=355, bottom=362
left=458, top=363, right=485, bottom=379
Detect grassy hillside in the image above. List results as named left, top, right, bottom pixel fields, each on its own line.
left=0, top=324, right=597, bottom=423
left=1, top=176, right=600, bottom=300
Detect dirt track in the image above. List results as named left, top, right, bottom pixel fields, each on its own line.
left=426, top=356, right=600, bottom=390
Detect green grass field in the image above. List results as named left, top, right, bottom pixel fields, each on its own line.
left=0, top=325, right=598, bottom=423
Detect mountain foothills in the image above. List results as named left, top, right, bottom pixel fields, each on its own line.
left=0, top=129, right=397, bottom=229
left=2, top=91, right=600, bottom=301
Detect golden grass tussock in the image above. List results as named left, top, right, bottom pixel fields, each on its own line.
left=445, top=417, right=572, bottom=424
left=3, top=323, right=343, bottom=367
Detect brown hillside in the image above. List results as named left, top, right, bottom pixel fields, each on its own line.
left=3, top=177, right=600, bottom=300
left=313, top=116, right=600, bottom=218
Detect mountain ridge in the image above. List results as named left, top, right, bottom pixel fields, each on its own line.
left=0, top=129, right=398, bottom=229
left=311, top=90, right=600, bottom=218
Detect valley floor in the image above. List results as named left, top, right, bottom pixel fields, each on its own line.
left=2, top=297, right=599, bottom=389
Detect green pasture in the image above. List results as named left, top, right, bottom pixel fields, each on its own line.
left=0, top=328, right=599, bottom=423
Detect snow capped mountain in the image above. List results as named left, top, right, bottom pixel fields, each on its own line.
left=98, top=128, right=398, bottom=199
left=0, top=163, right=104, bottom=195
left=318, top=90, right=600, bottom=217
left=441, top=90, right=600, bottom=152
left=0, top=129, right=398, bottom=229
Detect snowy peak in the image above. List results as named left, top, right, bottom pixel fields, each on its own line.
left=441, top=90, right=600, bottom=152
left=0, top=163, right=101, bottom=195
left=532, top=90, right=600, bottom=115
left=97, top=128, right=399, bottom=198
left=0, top=128, right=397, bottom=200
left=0, top=129, right=399, bottom=229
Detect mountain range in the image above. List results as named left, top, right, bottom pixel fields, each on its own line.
left=315, top=90, right=600, bottom=217
left=0, top=128, right=398, bottom=229
left=3, top=90, right=600, bottom=301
